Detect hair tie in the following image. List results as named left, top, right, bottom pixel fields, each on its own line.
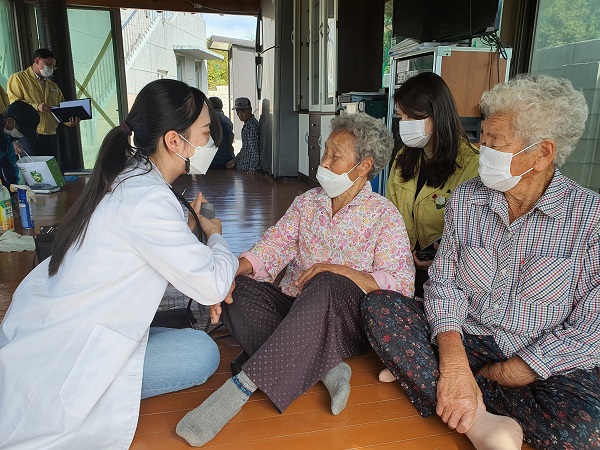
left=120, top=121, right=132, bottom=136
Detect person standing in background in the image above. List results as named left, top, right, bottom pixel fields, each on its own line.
left=0, top=85, right=10, bottom=185
left=1, top=100, right=40, bottom=189
left=208, top=97, right=235, bottom=169
left=0, top=86, right=10, bottom=170
left=226, top=97, right=261, bottom=172
left=7, top=48, right=80, bottom=165
left=0, top=86, right=8, bottom=115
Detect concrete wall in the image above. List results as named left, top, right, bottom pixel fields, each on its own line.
left=124, top=10, right=210, bottom=107
left=530, top=39, right=600, bottom=193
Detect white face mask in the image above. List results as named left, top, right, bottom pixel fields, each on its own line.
left=4, top=126, right=24, bottom=139
left=478, top=142, right=538, bottom=192
left=176, top=134, right=218, bottom=175
left=399, top=117, right=432, bottom=148
left=316, top=161, right=361, bottom=198
left=40, top=65, right=54, bottom=78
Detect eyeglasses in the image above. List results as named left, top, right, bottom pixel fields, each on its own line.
left=40, top=58, right=57, bottom=70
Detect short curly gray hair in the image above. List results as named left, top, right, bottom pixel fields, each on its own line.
left=329, top=112, right=393, bottom=180
left=480, top=74, right=588, bottom=166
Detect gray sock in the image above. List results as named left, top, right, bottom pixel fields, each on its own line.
left=176, top=370, right=257, bottom=447
left=322, top=362, right=352, bottom=415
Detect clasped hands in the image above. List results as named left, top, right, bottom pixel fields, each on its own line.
left=208, top=262, right=377, bottom=324
left=437, top=356, right=536, bottom=433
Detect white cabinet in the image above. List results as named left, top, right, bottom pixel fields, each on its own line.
left=294, top=0, right=384, bottom=114
left=294, top=0, right=310, bottom=110
left=298, top=113, right=309, bottom=175
left=293, top=0, right=385, bottom=179
left=298, top=112, right=334, bottom=181
left=320, top=114, right=332, bottom=157
left=308, top=0, right=337, bottom=112
left=294, top=0, right=338, bottom=113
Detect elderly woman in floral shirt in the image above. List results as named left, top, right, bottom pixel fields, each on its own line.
left=177, top=113, right=415, bottom=447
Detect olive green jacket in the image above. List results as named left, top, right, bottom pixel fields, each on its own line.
left=386, top=140, right=479, bottom=251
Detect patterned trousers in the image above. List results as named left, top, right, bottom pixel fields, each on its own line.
left=221, top=272, right=371, bottom=412
left=361, top=291, right=600, bottom=450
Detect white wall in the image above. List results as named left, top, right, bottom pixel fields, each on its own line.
left=123, top=10, right=210, bottom=107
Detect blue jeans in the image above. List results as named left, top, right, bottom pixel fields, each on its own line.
left=141, top=327, right=220, bottom=399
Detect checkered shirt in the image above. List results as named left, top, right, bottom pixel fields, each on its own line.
left=425, top=171, right=600, bottom=378
left=233, top=115, right=261, bottom=171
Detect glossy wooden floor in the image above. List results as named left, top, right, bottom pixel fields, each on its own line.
left=0, top=169, right=531, bottom=449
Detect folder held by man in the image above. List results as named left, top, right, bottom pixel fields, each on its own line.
left=51, top=98, right=92, bottom=123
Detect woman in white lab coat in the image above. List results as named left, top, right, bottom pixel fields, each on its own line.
left=0, top=79, right=239, bottom=450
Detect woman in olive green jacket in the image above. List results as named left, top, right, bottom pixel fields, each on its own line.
left=386, top=73, right=479, bottom=298
left=379, top=74, right=479, bottom=384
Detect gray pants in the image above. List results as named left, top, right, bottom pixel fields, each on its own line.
left=221, top=272, right=370, bottom=412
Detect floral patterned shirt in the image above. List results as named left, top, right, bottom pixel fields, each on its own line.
left=241, top=183, right=415, bottom=297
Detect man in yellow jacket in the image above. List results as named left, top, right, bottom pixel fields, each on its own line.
left=7, top=48, right=79, bottom=162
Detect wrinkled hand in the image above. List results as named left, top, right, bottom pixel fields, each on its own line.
left=477, top=357, right=537, bottom=388
left=436, top=367, right=483, bottom=433
left=413, top=241, right=439, bottom=270
left=294, top=263, right=379, bottom=293
left=413, top=251, right=434, bottom=269
left=38, top=103, right=51, bottom=113
left=209, top=280, right=236, bottom=324
left=294, top=263, right=351, bottom=291
left=9, top=184, right=36, bottom=203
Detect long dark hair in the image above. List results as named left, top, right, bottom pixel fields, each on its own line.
left=49, top=79, right=222, bottom=276
left=394, top=72, right=474, bottom=188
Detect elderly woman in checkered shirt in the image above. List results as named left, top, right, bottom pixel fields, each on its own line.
left=362, top=74, right=600, bottom=450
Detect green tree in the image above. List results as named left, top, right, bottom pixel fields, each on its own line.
left=207, top=48, right=229, bottom=90
left=382, top=0, right=393, bottom=82
left=536, top=0, right=600, bottom=49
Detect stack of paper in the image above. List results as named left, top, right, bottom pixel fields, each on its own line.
left=389, top=39, right=449, bottom=57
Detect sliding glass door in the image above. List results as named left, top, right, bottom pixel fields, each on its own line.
left=67, top=8, right=122, bottom=169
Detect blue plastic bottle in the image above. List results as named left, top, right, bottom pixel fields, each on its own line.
left=18, top=188, right=34, bottom=229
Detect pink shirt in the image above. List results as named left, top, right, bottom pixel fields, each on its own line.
left=241, top=183, right=415, bottom=297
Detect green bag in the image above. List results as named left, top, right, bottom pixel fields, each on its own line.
left=16, top=155, right=65, bottom=188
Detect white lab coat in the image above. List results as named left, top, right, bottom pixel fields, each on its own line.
left=0, top=164, right=238, bottom=449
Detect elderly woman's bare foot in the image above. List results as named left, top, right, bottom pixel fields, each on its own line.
left=466, top=407, right=523, bottom=450
left=378, top=368, right=396, bottom=382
